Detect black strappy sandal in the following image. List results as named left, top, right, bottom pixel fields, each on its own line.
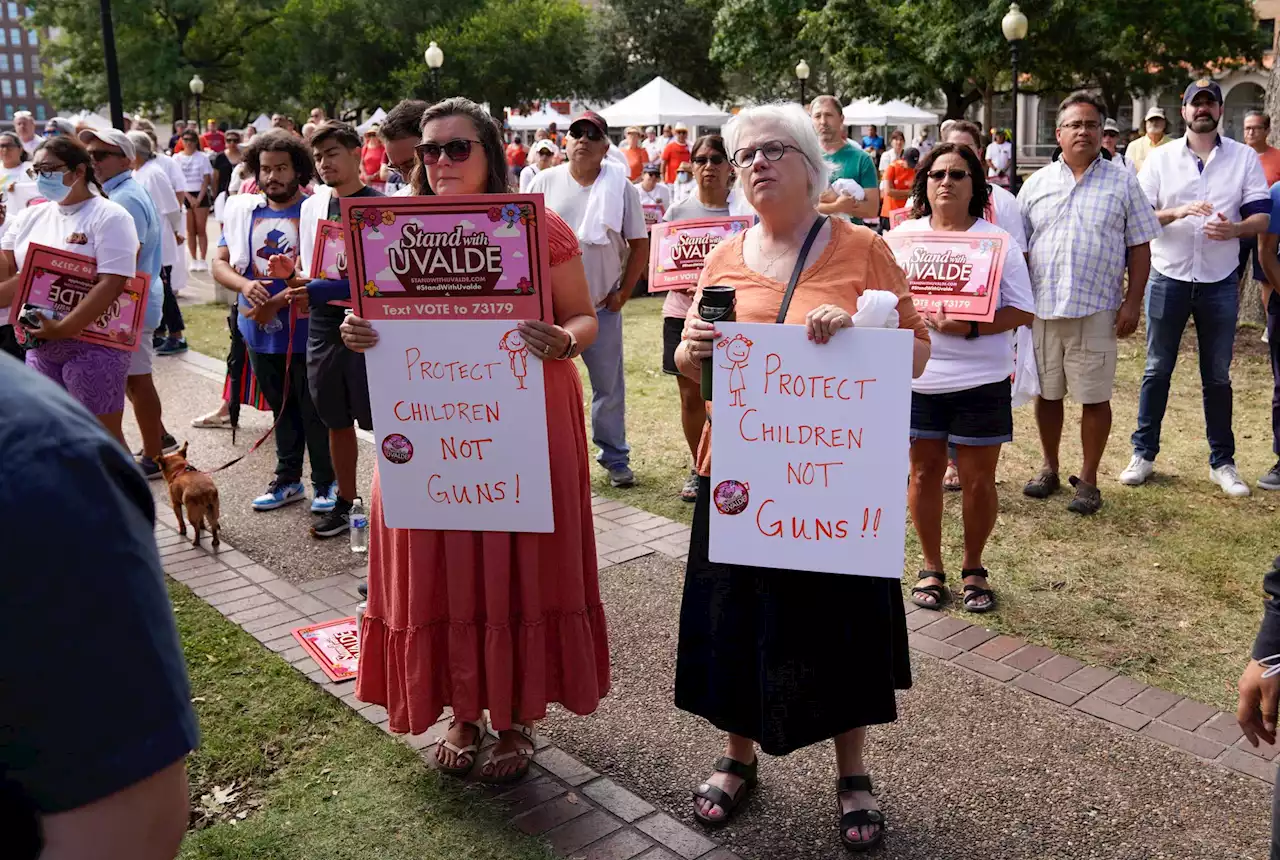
left=961, top=567, right=997, bottom=614
left=910, top=571, right=949, bottom=610
left=692, top=755, right=758, bottom=827
left=837, top=774, right=885, bottom=852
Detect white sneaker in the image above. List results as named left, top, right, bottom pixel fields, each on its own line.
left=1209, top=463, right=1251, bottom=498
left=1118, top=454, right=1154, bottom=486
left=188, top=258, right=200, bottom=272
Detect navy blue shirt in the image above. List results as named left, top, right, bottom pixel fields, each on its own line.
left=222, top=198, right=309, bottom=354
left=0, top=354, right=198, bottom=820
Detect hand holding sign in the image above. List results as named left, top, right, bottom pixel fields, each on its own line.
left=340, top=313, right=378, bottom=352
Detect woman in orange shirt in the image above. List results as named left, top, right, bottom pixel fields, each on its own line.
left=675, top=104, right=929, bottom=852
left=879, top=146, right=918, bottom=231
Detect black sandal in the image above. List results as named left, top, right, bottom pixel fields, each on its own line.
left=692, top=755, right=757, bottom=827
left=837, top=774, right=885, bottom=852
left=961, top=567, right=996, bottom=614
left=910, top=571, right=949, bottom=610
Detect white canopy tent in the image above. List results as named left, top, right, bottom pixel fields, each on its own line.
left=842, top=99, right=939, bottom=126
left=58, top=110, right=113, bottom=130
left=357, top=107, right=387, bottom=135
left=250, top=113, right=272, bottom=132
left=507, top=105, right=572, bottom=131
left=598, top=76, right=729, bottom=129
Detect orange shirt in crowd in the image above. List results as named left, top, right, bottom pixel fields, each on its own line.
left=1258, top=146, right=1280, bottom=187
left=687, top=219, right=929, bottom=477
left=881, top=160, right=915, bottom=217
left=505, top=142, right=528, bottom=170
left=662, top=140, right=691, bottom=183
left=624, top=145, right=646, bottom=181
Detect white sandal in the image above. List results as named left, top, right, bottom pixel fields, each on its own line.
left=190, top=410, right=232, bottom=428
left=435, top=716, right=485, bottom=777
left=480, top=721, right=536, bottom=785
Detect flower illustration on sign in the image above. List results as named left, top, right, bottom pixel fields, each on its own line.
left=499, top=202, right=522, bottom=225
left=381, top=210, right=396, bottom=226
left=977, top=239, right=997, bottom=255
left=363, top=281, right=381, bottom=297
left=516, top=277, right=533, bottom=295
left=487, top=206, right=504, bottom=222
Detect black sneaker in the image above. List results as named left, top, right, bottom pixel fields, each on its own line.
left=357, top=581, right=368, bottom=600
left=311, top=496, right=353, bottom=539
left=133, top=433, right=180, bottom=461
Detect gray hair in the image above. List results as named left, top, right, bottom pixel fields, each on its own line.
left=723, top=102, right=828, bottom=206
left=127, top=130, right=154, bottom=159
left=1247, top=109, right=1271, bottom=130
left=1057, top=91, right=1105, bottom=125
left=13, top=110, right=31, bottom=121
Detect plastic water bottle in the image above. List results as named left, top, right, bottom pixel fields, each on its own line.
left=350, top=497, right=368, bottom=554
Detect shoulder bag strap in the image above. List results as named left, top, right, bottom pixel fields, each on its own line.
left=776, top=215, right=830, bottom=324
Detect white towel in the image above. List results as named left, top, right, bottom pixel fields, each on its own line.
left=576, top=160, right=628, bottom=247
left=852, top=290, right=900, bottom=329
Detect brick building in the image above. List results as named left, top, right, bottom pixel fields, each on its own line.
left=0, top=3, right=49, bottom=123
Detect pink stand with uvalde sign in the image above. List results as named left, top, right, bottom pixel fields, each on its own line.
left=647, top=216, right=754, bottom=292
left=9, top=244, right=149, bottom=352
left=881, top=230, right=1005, bottom=323
left=341, top=194, right=552, bottom=322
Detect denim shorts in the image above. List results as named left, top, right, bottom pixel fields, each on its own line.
left=910, top=378, right=1013, bottom=447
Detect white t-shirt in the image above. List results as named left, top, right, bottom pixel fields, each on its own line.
left=894, top=217, right=1034, bottom=395
left=135, top=160, right=184, bottom=267
left=171, top=150, right=214, bottom=192
left=661, top=197, right=729, bottom=319
left=879, top=149, right=904, bottom=172
left=635, top=182, right=670, bottom=210
left=20, top=134, right=41, bottom=156
left=519, top=163, right=541, bottom=193
left=156, top=153, right=188, bottom=200
left=671, top=177, right=696, bottom=204
left=643, top=139, right=663, bottom=162
left=986, top=140, right=1012, bottom=176
left=0, top=164, right=38, bottom=235
left=529, top=165, right=647, bottom=306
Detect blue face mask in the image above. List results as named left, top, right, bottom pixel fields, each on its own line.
left=36, top=171, right=71, bottom=203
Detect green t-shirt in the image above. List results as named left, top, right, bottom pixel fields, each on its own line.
left=823, top=142, right=878, bottom=189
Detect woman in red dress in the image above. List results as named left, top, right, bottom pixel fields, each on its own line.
left=339, top=97, right=609, bottom=783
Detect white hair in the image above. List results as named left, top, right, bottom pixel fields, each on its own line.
left=13, top=110, right=32, bottom=121
left=722, top=102, right=828, bottom=206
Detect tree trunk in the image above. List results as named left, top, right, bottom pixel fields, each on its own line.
left=982, top=84, right=994, bottom=139
left=943, top=85, right=967, bottom=120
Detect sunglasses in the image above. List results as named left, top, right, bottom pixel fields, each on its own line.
left=182, top=137, right=198, bottom=143
left=927, top=169, right=970, bottom=182
left=227, top=137, right=241, bottom=143
left=415, top=138, right=480, bottom=164
left=89, top=150, right=125, bottom=162
left=568, top=124, right=604, bottom=142
left=692, top=155, right=726, bottom=166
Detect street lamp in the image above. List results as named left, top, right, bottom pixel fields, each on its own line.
left=795, top=59, right=811, bottom=106
left=1002, top=3, right=1028, bottom=191
left=425, top=41, right=444, bottom=102
left=189, top=74, right=205, bottom=130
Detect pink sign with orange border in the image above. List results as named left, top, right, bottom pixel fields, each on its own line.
left=647, top=216, right=753, bottom=292
left=292, top=617, right=360, bottom=683
left=882, top=231, right=1005, bottom=323
left=10, top=244, right=149, bottom=352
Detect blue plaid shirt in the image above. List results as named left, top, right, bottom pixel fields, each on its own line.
left=1018, top=156, right=1162, bottom=319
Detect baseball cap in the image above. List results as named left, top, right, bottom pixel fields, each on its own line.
left=126, top=130, right=153, bottom=157
left=1144, top=107, right=1166, bottom=122
left=570, top=111, right=608, bottom=137
left=642, top=162, right=661, bottom=175
left=78, top=127, right=135, bottom=160
left=674, top=123, right=689, bottom=132
left=1102, top=118, right=1120, bottom=133
left=644, top=126, right=656, bottom=134
left=531, top=139, right=558, bottom=156
left=1182, top=78, right=1223, bottom=105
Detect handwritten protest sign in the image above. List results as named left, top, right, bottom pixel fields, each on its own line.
left=364, top=318, right=553, bottom=533
left=709, top=323, right=911, bottom=577
left=882, top=231, right=1004, bottom=322
left=647, top=217, right=753, bottom=292
left=342, top=194, right=551, bottom=322
left=9, top=244, right=149, bottom=352
left=310, top=219, right=347, bottom=280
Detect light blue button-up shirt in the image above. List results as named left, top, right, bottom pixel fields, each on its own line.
left=103, top=170, right=163, bottom=330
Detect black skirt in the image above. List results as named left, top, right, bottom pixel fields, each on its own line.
left=674, top=476, right=912, bottom=756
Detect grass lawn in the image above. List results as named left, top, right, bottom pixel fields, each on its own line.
left=172, top=579, right=555, bottom=860
left=180, top=296, right=1277, bottom=711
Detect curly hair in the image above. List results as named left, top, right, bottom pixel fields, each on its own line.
left=907, top=142, right=989, bottom=221
left=410, top=97, right=509, bottom=196
left=35, top=136, right=106, bottom=198
left=243, top=129, right=316, bottom=188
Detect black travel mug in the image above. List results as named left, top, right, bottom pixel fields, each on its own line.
left=698, top=285, right=736, bottom=402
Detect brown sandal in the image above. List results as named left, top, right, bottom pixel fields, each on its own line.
left=434, top=716, right=485, bottom=777
left=479, top=722, right=536, bottom=785
left=943, top=461, right=961, bottom=492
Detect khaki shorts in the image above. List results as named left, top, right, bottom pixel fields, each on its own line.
left=1033, top=310, right=1117, bottom=404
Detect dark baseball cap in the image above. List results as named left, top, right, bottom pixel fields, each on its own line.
left=570, top=111, right=609, bottom=137
left=1183, top=78, right=1223, bottom=105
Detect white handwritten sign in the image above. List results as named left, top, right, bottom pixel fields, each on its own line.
left=364, top=319, right=554, bottom=532
left=709, top=323, right=912, bottom=577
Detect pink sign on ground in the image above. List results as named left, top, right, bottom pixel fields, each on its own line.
left=647, top=216, right=753, bottom=292
left=292, top=617, right=360, bottom=683
left=882, top=231, right=1005, bottom=323
left=9, top=244, right=149, bottom=352
left=342, top=194, right=551, bottom=322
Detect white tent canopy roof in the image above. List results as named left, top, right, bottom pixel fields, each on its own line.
left=59, top=110, right=113, bottom=129
left=842, top=98, right=938, bottom=126
left=598, top=76, right=729, bottom=128
left=250, top=114, right=272, bottom=132
left=357, top=107, right=387, bottom=135
left=507, top=105, right=572, bottom=131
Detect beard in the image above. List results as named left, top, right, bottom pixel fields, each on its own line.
left=1190, top=114, right=1218, bottom=133
left=263, top=178, right=300, bottom=203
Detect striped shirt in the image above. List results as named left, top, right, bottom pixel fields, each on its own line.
left=1019, top=156, right=1162, bottom=319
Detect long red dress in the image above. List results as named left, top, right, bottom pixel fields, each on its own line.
left=356, top=211, right=610, bottom=735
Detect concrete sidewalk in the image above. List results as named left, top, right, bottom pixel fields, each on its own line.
left=133, top=352, right=1277, bottom=860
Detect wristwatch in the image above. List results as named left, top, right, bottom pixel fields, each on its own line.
left=965, top=321, right=980, bottom=340
left=559, top=329, right=578, bottom=360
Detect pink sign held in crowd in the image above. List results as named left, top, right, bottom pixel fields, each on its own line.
left=342, top=194, right=551, bottom=322
left=310, top=219, right=348, bottom=280
left=9, top=244, right=149, bottom=352
left=882, top=231, right=1005, bottom=322
left=648, top=216, right=753, bottom=292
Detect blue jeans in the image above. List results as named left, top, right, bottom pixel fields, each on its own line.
left=581, top=306, right=630, bottom=470
left=1131, top=272, right=1238, bottom=469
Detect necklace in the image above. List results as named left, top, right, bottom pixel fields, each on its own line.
left=758, top=238, right=792, bottom=279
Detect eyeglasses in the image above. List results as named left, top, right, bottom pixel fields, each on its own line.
left=729, top=141, right=801, bottom=168
left=1058, top=121, right=1101, bottom=132
left=692, top=155, right=726, bottom=166
left=227, top=137, right=241, bottom=144
left=927, top=169, right=970, bottom=182
left=89, top=150, right=124, bottom=162
left=27, top=166, right=68, bottom=180
left=415, top=138, right=479, bottom=164
left=568, top=125, right=604, bottom=142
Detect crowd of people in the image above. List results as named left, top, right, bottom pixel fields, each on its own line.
left=15, top=77, right=1280, bottom=859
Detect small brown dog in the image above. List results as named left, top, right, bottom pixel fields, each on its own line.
left=159, top=442, right=221, bottom=548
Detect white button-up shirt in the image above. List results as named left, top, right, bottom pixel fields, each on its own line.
left=1139, top=134, right=1271, bottom=283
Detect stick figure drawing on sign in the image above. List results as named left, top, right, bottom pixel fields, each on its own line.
left=499, top=328, right=529, bottom=390
left=717, top=333, right=753, bottom=407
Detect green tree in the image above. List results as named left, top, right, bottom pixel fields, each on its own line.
left=393, top=0, right=590, bottom=117
left=711, top=0, right=827, bottom=102
left=582, top=0, right=724, bottom=102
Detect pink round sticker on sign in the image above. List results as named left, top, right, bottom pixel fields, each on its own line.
left=381, top=434, right=414, bottom=464
left=713, top=479, right=749, bottom=515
